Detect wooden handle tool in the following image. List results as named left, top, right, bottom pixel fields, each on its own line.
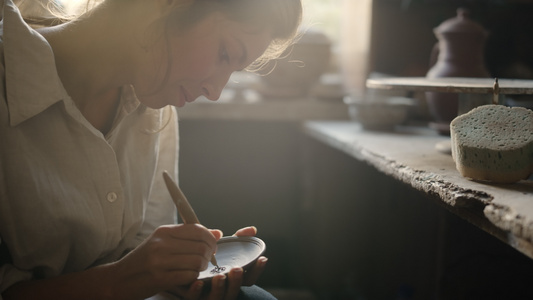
left=163, top=171, right=219, bottom=267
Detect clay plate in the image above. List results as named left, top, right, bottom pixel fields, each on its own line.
left=198, top=236, right=266, bottom=281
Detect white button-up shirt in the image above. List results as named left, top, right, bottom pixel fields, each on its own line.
left=0, top=0, right=178, bottom=295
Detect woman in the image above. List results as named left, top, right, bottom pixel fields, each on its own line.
left=0, top=0, right=302, bottom=299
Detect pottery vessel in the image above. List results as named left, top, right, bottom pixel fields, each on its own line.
left=426, top=8, right=490, bottom=134
left=344, top=95, right=416, bottom=131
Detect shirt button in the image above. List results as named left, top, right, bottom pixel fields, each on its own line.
left=106, top=192, right=118, bottom=203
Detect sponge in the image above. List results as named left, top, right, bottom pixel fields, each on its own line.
left=450, top=104, right=533, bottom=183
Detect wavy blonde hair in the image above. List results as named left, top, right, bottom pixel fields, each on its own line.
left=17, top=0, right=302, bottom=71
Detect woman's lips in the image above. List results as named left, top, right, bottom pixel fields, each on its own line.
left=181, top=87, right=189, bottom=103
left=177, top=86, right=194, bottom=107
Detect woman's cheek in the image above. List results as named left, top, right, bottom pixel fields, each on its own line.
left=186, top=55, right=218, bottom=79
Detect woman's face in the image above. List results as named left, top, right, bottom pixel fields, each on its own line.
left=134, top=12, right=272, bottom=109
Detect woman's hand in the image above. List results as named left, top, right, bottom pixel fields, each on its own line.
left=175, top=226, right=268, bottom=300
left=232, top=226, right=268, bottom=287
left=109, top=224, right=219, bottom=300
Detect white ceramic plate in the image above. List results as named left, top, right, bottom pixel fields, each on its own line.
left=198, top=236, right=266, bottom=281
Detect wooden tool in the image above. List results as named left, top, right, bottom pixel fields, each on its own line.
left=163, top=171, right=219, bottom=267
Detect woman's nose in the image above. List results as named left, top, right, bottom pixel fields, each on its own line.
left=202, top=71, right=232, bottom=101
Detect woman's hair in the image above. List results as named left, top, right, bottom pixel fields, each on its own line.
left=14, top=0, right=102, bottom=26
left=164, top=0, right=302, bottom=71
left=18, top=0, right=302, bottom=71
left=144, top=0, right=302, bottom=95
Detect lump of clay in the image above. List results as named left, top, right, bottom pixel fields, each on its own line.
left=450, top=104, right=533, bottom=183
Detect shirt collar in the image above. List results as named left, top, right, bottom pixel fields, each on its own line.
left=3, top=0, right=69, bottom=126
left=120, top=85, right=142, bottom=115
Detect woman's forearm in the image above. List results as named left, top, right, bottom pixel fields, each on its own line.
left=2, top=263, right=120, bottom=300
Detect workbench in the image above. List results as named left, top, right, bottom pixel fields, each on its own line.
left=303, top=121, right=533, bottom=259
left=299, top=121, right=533, bottom=299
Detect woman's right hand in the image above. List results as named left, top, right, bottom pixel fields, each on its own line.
left=109, top=224, right=219, bottom=300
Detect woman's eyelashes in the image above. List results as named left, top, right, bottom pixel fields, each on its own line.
left=219, top=42, right=230, bottom=64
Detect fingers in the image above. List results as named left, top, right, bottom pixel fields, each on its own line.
left=162, top=254, right=210, bottom=275
left=224, top=268, right=244, bottom=300
left=242, top=256, right=267, bottom=286
left=233, top=226, right=257, bottom=237
left=153, top=224, right=218, bottom=263
left=166, top=239, right=214, bottom=261
left=207, top=275, right=227, bottom=300
left=142, top=230, right=215, bottom=273
left=209, top=229, right=223, bottom=241
left=182, top=264, right=261, bottom=300
left=186, top=270, right=242, bottom=300
left=179, top=280, right=205, bottom=300
left=161, top=224, right=218, bottom=247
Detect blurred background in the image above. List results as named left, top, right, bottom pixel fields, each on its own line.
left=179, top=1, right=533, bottom=299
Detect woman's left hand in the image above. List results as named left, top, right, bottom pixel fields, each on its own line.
left=231, top=226, right=267, bottom=287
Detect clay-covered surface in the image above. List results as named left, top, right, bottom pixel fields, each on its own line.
left=304, top=121, right=533, bottom=259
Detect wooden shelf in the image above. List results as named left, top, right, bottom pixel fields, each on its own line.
left=303, top=121, right=533, bottom=259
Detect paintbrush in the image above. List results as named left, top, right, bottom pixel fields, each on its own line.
left=163, top=171, right=219, bottom=267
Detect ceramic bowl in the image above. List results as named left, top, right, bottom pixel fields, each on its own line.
left=344, top=96, right=416, bottom=130
left=197, top=236, right=266, bottom=281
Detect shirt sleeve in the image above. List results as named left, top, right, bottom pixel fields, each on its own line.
left=0, top=237, right=32, bottom=296
left=0, top=264, right=32, bottom=297
left=137, top=106, right=179, bottom=242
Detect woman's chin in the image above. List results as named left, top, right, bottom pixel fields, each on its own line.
left=138, top=96, right=181, bottom=109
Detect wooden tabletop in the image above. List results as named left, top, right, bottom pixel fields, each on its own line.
left=303, top=121, right=533, bottom=259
